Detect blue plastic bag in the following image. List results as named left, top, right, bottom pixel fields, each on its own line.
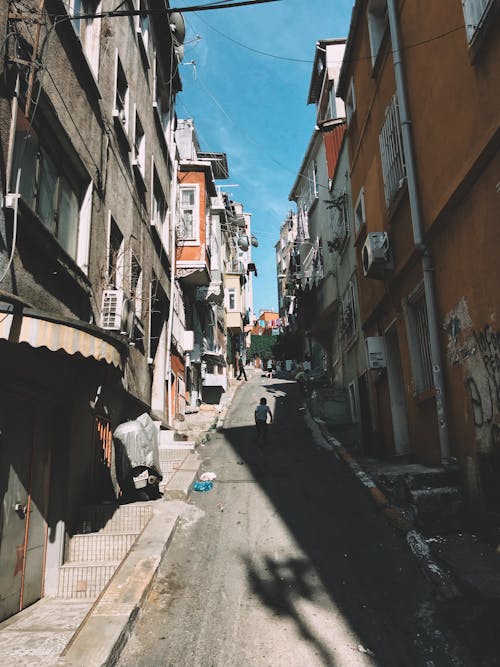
left=193, top=480, right=214, bottom=492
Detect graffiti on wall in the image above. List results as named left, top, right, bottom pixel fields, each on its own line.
left=469, top=325, right=500, bottom=447
left=444, top=299, right=499, bottom=451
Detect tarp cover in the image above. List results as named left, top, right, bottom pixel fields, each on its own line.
left=113, top=413, right=161, bottom=488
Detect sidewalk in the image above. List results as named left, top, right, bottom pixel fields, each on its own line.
left=306, top=410, right=500, bottom=604
left=0, top=376, right=245, bottom=667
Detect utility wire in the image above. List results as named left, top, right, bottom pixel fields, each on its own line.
left=43, top=0, right=281, bottom=20
left=189, top=14, right=467, bottom=65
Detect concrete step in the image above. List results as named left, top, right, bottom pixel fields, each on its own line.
left=158, top=444, right=195, bottom=460
left=76, top=503, right=153, bottom=535
left=57, top=562, right=120, bottom=599
left=161, top=452, right=200, bottom=500
left=369, top=463, right=459, bottom=505
left=410, top=487, right=463, bottom=535
left=65, top=531, right=138, bottom=563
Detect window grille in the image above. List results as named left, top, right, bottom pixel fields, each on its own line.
left=379, top=95, right=406, bottom=206
left=367, top=0, right=388, bottom=64
left=407, top=290, right=433, bottom=393
left=341, top=280, right=358, bottom=345
left=331, top=196, right=349, bottom=252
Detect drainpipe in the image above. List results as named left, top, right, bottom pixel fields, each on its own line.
left=5, top=75, right=20, bottom=193
left=387, top=0, right=450, bottom=461
left=165, top=110, right=178, bottom=427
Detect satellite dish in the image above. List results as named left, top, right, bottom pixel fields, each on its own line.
left=251, top=235, right=259, bottom=248
left=170, top=12, right=186, bottom=46
left=238, top=235, right=249, bottom=251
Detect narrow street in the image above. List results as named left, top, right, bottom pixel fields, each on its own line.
left=118, top=371, right=464, bottom=667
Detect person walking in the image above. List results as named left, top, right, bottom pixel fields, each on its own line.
left=255, top=397, right=273, bottom=444
left=266, top=358, right=273, bottom=378
left=237, top=356, right=247, bottom=381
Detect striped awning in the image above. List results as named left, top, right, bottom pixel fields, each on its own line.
left=0, top=311, right=122, bottom=367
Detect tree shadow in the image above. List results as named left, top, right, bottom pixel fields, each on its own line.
left=243, top=553, right=338, bottom=666
left=218, top=377, right=451, bottom=666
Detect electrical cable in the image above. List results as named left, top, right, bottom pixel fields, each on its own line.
left=189, top=12, right=467, bottom=65
left=43, top=0, right=282, bottom=20
left=0, top=169, right=21, bottom=283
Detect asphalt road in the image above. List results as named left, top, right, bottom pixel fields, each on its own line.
left=117, top=371, right=465, bottom=667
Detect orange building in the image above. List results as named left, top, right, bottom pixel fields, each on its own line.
left=337, top=0, right=499, bottom=511
left=252, top=310, right=281, bottom=336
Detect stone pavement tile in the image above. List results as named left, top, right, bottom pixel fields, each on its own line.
left=0, top=599, right=92, bottom=666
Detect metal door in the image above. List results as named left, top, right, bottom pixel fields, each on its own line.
left=0, top=387, right=52, bottom=621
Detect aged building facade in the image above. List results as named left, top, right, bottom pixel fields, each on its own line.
left=0, top=0, right=185, bottom=620
left=336, top=0, right=499, bottom=510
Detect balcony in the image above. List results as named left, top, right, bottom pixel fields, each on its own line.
left=196, top=281, right=224, bottom=305
left=176, top=261, right=210, bottom=286
left=226, top=311, right=243, bottom=333
left=225, top=259, right=245, bottom=275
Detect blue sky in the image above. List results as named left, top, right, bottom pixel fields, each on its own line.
left=176, top=0, right=353, bottom=316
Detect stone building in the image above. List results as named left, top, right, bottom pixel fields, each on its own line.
left=0, top=0, right=182, bottom=619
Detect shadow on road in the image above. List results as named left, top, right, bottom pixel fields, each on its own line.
left=217, top=376, right=459, bottom=666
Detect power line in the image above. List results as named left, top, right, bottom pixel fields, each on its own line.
left=193, top=11, right=312, bottom=62
left=43, top=0, right=281, bottom=20
left=188, top=15, right=466, bottom=65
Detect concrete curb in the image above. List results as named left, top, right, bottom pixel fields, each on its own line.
left=55, top=374, right=260, bottom=666
left=163, top=452, right=202, bottom=500
left=309, top=413, right=460, bottom=599
left=216, top=376, right=245, bottom=431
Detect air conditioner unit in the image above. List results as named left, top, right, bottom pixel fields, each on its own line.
left=362, top=232, right=393, bottom=279
left=101, top=289, right=135, bottom=336
left=182, top=330, right=195, bottom=352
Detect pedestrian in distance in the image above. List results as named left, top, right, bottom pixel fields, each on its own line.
left=237, top=356, right=247, bottom=381
left=255, top=397, right=273, bottom=444
left=267, top=358, right=273, bottom=378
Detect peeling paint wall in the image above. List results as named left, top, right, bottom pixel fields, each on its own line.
left=444, top=299, right=499, bottom=453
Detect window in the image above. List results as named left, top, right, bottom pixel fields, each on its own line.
left=326, top=84, right=337, bottom=120
left=108, top=216, right=124, bottom=289
left=153, top=55, right=170, bottom=134
left=406, top=286, right=433, bottom=394
left=354, top=188, right=366, bottom=234
left=130, top=254, right=143, bottom=319
left=178, top=186, right=199, bottom=241
left=151, top=167, right=167, bottom=230
left=379, top=94, right=406, bottom=207
left=341, top=279, right=358, bottom=346
left=367, top=0, right=388, bottom=65
left=132, top=111, right=146, bottom=179
left=136, top=0, right=150, bottom=60
left=113, top=56, right=129, bottom=136
left=69, top=0, right=101, bottom=76
left=461, top=0, right=494, bottom=43
left=11, top=116, right=88, bottom=263
left=330, top=192, right=349, bottom=253
left=346, top=78, right=356, bottom=123
left=227, top=288, right=236, bottom=311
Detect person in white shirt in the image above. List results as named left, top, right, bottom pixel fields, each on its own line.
left=254, top=397, right=273, bottom=443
